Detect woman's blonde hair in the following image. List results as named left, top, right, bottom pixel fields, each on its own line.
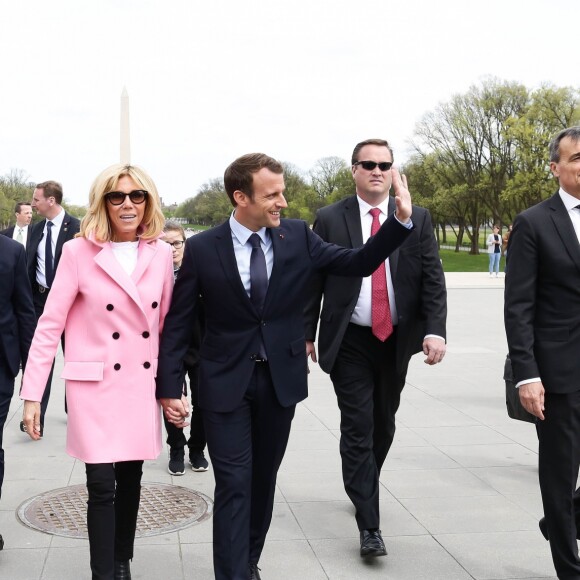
left=79, top=164, right=165, bottom=241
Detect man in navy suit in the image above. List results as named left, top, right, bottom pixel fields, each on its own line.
left=0, top=235, right=36, bottom=550
left=157, top=153, right=414, bottom=579
left=505, top=126, right=580, bottom=579
left=0, top=201, right=33, bottom=251
left=24, top=181, right=80, bottom=433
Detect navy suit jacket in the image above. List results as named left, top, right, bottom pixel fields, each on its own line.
left=0, top=235, right=36, bottom=378
left=505, top=192, right=580, bottom=393
left=156, top=216, right=412, bottom=412
left=304, top=195, right=447, bottom=374
left=27, top=212, right=80, bottom=287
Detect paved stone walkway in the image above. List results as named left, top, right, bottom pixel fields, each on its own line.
left=0, top=273, right=557, bottom=579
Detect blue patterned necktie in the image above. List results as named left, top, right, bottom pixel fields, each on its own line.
left=249, top=233, right=268, bottom=312
left=45, top=221, right=55, bottom=288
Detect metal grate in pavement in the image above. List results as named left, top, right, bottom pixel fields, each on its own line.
left=17, top=483, right=213, bottom=538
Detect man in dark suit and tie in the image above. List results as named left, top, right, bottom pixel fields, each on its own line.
left=0, top=201, right=33, bottom=251
left=304, top=138, right=447, bottom=557
left=0, top=235, right=36, bottom=550
left=505, top=126, right=580, bottom=579
left=157, top=152, right=414, bottom=580
left=24, top=181, right=80, bottom=433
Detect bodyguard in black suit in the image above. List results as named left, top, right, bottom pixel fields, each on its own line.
left=505, top=126, right=580, bottom=579
left=0, top=201, right=33, bottom=252
left=304, top=139, right=447, bottom=557
left=0, top=235, right=36, bottom=550
left=157, top=153, right=414, bottom=580
left=26, top=181, right=80, bottom=431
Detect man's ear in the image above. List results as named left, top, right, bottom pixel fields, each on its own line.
left=233, top=190, right=248, bottom=207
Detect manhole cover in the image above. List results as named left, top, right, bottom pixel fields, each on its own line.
left=17, top=483, right=213, bottom=538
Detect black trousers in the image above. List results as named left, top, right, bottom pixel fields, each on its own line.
left=203, top=362, right=295, bottom=580
left=85, top=461, right=143, bottom=580
left=0, top=364, right=14, bottom=501
left=163, top=364, right=206, bottom=453
left=32, top=285, right=63, bottom=425
left=538, top=391, right=580, bottom=580
left=330, top=323, right=407, bottom=531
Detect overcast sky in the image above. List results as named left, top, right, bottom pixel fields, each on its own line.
left=1, top=0, right=578, bottom=206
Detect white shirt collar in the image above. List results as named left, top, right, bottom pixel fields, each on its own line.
left=356, top=195, right=390, bottom=217
left=47, top=207, right=65, bottom=228
left=229, top=211, right=268, bottom=246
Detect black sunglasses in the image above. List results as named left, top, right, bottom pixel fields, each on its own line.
left=105, top=190, right=148, bottom=205
left=353, top=161, right=393, bottom=172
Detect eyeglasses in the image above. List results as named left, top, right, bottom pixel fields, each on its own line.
left=105, top=190, right=148, bottom=205
left=165, top=240, right=185, bottom=249
left=353, top=161, right=393, bottom=172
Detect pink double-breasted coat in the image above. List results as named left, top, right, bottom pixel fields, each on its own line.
left=20, top=235, right=174, bottom=463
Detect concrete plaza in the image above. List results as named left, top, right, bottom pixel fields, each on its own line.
left=0, top=272, right=557, bottom=579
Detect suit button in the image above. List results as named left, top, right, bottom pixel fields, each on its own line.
left=250, top=354, right=257, bottom=361
left=106, top=304, right=114, bottom=311
left=114, top=363, right=121, bottom=371
left=142, top=331, right=150, bottom=338
left=112, top=332, right=120, bottom=340
left=143, top=362, right=151, bottom=369
left=261, top=321, right=266, bottom=327
left=152, top=301, right=158, bottom=309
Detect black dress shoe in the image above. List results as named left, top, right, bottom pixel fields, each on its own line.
left=360, top=529, right=387, bottom=557
left=114, top=560, right=131, bottom=580
left=0, top=533, right=4, bottom=550
left=248, top=561, right=261, bottom=579
left=539, top=517, right=548, bottom=541
left=538, top=516, right=580, bottom=541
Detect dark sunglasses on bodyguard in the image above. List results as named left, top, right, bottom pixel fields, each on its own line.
left=105, top=190, right=148, bottom=205
left=353, top=161, right=393, bottom=172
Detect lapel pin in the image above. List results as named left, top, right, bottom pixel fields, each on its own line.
left=279, top=234, right=284, bottom=239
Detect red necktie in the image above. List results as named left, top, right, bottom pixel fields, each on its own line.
left=369, top=208, right=393, bottom=341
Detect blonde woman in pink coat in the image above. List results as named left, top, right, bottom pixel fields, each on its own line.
left=21, top=164, right=185, bottom=580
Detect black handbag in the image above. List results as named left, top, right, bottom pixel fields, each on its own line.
left=504, top=355, right=536, bottom=424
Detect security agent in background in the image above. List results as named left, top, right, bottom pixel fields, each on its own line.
left=305, top=138, right=447, bottom=559
left=22, top=181, right=80, bottom=435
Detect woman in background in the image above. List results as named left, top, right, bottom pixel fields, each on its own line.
left=21, top=164, right=183, bottom=580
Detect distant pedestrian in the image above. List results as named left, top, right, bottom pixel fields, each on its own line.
left=486, top=225, right=502, bottom=277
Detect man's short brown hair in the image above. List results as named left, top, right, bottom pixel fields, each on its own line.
left=351, top=139, right=394, bottom=166
left=224, top=153, right=284, bottom=206
left=36, top=180, right=63, bottom=205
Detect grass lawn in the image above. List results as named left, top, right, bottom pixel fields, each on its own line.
left=438, top=248, right=499, bottom=272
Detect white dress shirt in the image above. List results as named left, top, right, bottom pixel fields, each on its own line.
left=36, top=208, right=65, bottom=287
left=229, top=212, right=274, bottom=296
left=111, top=241, right=139, bottom=275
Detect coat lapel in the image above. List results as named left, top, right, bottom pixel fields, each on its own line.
left=93, top=242, right=143, bottom=309
left=55, top=212, right=73, bottom=261
left=548, top=192, right=580, bottom=275
left=343, top=196, right=363, bottom=248
left=262, top=226, right=287, bottom=314
left=214, top=221, right=253, bottom=306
